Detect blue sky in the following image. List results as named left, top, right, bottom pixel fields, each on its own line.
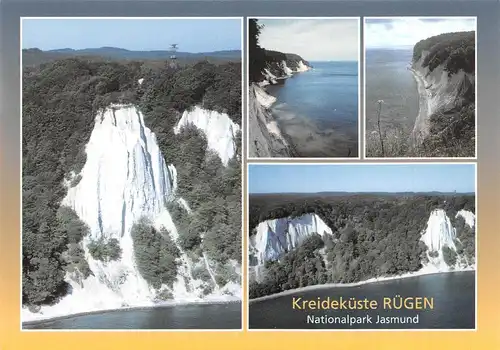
left=22, top=18, right=242, bottom=52
left=365, top=17, right=476, bottom=49
left=248, top=164, right=475, bottom=194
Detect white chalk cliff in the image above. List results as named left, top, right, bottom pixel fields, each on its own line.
left=410, top=50, right=475, bottom=144
left=457, top=209, right=475, bottom=228
left=249, top=213, right=332, bottom=266
left=261, top=59, right=311, bottom=86
left=173, top=106, right=240, bottom=166
left=64, top=105, right=175, bottom=242
left=23, top=104, right=241, bottom=322
left=420, top=208, right=476, bottom=271
left=248, top=85, right=291, bottom=158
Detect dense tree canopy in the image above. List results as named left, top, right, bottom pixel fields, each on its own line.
left=87, top=237, right=122, bottom=262
left=413, top=31, right=475, bottom=75
left=131, top=218, right=181, bottom=289
left=248, top=19, right=267, bottom=83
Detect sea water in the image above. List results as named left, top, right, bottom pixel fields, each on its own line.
left=267, top=61, right=359, bottom=158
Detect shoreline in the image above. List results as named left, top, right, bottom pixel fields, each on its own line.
left=261, top=64, right=312, bottom=97
left=249, top=267, right=474, bottom=304
left=22, top=298, right=241, bottom=326
left=258, top=69, right=310, bottom=157
left=409, top=66, right=432, bottom=145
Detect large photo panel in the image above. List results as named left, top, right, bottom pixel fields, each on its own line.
left=248, top=163, right=476, bottom=330
left=21, top=17, right=243, bottom=330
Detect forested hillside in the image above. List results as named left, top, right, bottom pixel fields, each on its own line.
left=249, top=193, right=475, bottom=298
left=22, top=48, right=241, bottom=67
left=22, top=56, right=241, bottom=306
left=413, top=31, right=475, bottom=76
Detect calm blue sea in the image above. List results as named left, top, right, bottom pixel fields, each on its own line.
left=250, top=271, right=475, bottom=329
left=23, top=302, right=241, bottom=329
left=267, top=61, right=359, bottom=157
left=365, top=48, right=419, bottom=134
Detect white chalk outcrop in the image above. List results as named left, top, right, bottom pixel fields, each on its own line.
left=410, top=50, right=475, bottom=144
left=420, top=208, right=475, bottom=272
left=248, top=84, right=291, bottom=158
left=457, top=209, right=475, bottom=228
left=64, top=104, right=175, bottom=241
left=260, top=59, right=311, bottom=86
left=22, top=104, right=240, bottom=322
left=249, top=213, right=332, bottom=266
left=173, top=106, right=240, bottom=166
left=263, top=68, right=278, bottom=85
left=281, top=60, right=294, bottom=76
left=296, top=60, right=311, bottom=72
left=254, top=85, right=277, bottom=109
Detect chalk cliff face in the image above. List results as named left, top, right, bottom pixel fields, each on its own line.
left=249, top=213, right=332, bottom=283
left=64, top=105, right=175, bottom=242
left=260, top=54, right=312, bottom=86
left=457, top=209, right=475, bottom=228
left=248, top=84, right=292, bottom=157
left=420, top=208, right=475, bottom=271
left=173, top=106, right=240, bottom=166
left=23, top=104, right=241, bottom=321
left=249, top=213, right=332, bottom=266
left=410, top=50, right=475, bottom=144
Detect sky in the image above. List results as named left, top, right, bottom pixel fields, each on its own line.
left=248, top=164, right=475, bottom=194
left=365, top=17, right=476, bottom=49
left=21, top=18, right=242, bottom=52
left=258, top=18, right=359, bottom=61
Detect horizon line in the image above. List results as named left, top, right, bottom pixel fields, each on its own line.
left=366, top=45, right=414, bottom=49
left=306, top=59, right=358, bottom=62
left=22, top=46, right=242, bottom=53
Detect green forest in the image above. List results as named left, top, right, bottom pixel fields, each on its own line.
left=413, top=31, right=475, bottom=76
left=248, top=193, right=475, bottom=299
left=22, top=56, right=241, bottom=307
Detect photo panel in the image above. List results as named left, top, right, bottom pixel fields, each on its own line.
left=21, top=17, right=243, bottom=330
left=247, top=17, right=361, bottom=159
left=364, top=17, right=477, bottom=159
left=247, top=163, right=476, bottom=330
